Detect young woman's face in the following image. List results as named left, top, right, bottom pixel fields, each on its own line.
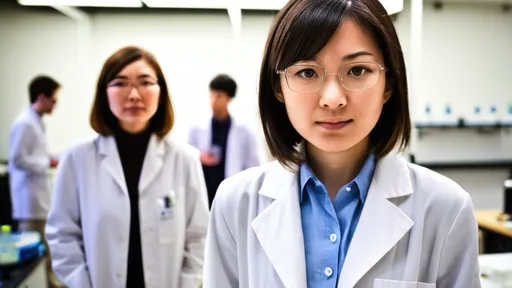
left=106, top=59, right=161, bottom=133
left=280, top=18, right=390, bottom=155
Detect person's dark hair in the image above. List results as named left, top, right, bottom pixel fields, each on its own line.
left=29, top=76, right=60, bottom=104
left=209, top=74, right=237, bottom=98
left=90, top=46, right=174, bottom=138
left=259, top=0, right=410, bottom=168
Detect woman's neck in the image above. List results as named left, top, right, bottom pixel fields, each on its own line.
left=307, top=138, right=370, bottom=201
left=119, top=121, right=149, bottom=135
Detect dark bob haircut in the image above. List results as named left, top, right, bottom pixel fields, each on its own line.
left=259, top=0, right=410, bottom=168
left=90, top=46, right=174, bottom=138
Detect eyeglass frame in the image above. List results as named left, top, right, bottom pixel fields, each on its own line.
left=106, top=77, right=160, bottom=96
left=276, top=62, right=389, bottom=93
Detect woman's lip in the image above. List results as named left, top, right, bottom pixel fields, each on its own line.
left=316, top=120, right=353, bottom=130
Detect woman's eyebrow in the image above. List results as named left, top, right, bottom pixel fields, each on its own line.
left=342, top=50, right=374, bottom=61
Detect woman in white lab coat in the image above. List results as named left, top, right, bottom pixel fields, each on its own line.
left=46, top=46, right=209, bottom=288
left=203, top=0, right=481, bottom=287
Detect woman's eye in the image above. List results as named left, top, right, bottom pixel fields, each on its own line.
left=111, top=82, right=127, bottom=87
left=297, top=69, right=317, bottom=79
left=349, top=66, right=367, bottom=77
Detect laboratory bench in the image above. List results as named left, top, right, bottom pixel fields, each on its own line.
left=0, top=256, right=47, bottom=288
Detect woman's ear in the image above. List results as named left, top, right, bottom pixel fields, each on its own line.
left=383, top=90, right=392, bottom=103
left=383, top=78, right=395, bottom=103
left=275, top=92, right=285, bottom=103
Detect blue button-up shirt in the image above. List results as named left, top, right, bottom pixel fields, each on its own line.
left=300, top=154, right=376, bottom=287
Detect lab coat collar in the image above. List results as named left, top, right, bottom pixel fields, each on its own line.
left=252, top=153, right=414, bottom=288
left=251, top=162, right=307, bottom=288
left=338, top=153, right=414, bottom=288
left=27, top=106, right=45, bottom=132
left=97, top=134, right=166, bottom=195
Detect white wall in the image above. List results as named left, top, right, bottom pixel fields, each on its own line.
left=393, top=0, right=512, bottom=210
left=0, top=3, right=84, bottom=158
left=1, top=0, right=511, bottom=209
left=0, top=3, right=273, bottom=160
left=395, top=0, right=512, bottom=164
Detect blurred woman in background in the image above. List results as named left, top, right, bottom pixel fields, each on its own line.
left=204, top=0, right=481, bottom=287
left=46, top=46, right=209, bottom=288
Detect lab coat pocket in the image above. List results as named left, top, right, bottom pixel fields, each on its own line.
left=374, top=279, right=436, bottom=288
left=157, top=212, right=174, bottom=244
left=157, top=190, right=178, bottom=244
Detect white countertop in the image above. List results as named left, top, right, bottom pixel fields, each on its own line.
left=479, top=253, right=512, bottom=287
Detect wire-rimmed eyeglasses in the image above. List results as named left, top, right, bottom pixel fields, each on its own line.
left=106, top=77, right=160, bottom=96
left=276, top=62, right=388, bottom=93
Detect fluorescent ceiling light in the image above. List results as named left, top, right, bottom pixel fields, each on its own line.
left=143, top=0, right=229, bottom=9
left=52, top=5, right=90, bottom=20
left=142, top=0, right=287, bottom=10
left=380, top=0, right=404, bottom=14
left=237, top=0, right=288, bottom=10
left=18, top=0, right=143, bottom=7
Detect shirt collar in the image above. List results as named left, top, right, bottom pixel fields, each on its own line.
left=299, top=153, right=376, bottom=204
left=354, top=153, right=375, bottom=203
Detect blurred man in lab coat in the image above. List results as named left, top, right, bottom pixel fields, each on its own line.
left=8, top=75, right=63, bottom=288
left=188, top=74, right=261, bottom=208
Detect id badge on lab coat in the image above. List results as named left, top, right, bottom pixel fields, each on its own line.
left=158, top=190, right=177, bottom=244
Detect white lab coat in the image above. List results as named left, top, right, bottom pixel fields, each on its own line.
left=204, top=153, right=482, bottom=288
left=8, top=107, right=52, bottom=220
left=45, top=134, right=209, bottom=288
left=188, top=116, right=261, bottom=178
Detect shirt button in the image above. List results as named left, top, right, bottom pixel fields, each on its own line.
left=330, top=233, right=337, bottom=242
left=324, top=267, right=333, bottom=277
left=345, top=187, right=352, bottom=192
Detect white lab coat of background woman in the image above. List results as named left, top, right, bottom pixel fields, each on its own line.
left=46, top=135, right=209, bottom=288
left=204, top=154, right=481, bottom=288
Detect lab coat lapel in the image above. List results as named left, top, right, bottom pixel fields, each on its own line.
left=224, top=123, right=238, bottom=178
left=338, top=154, right=414, bottom=288
left=139, top=135, right=165, bottom=194
left=251, top=163, right=307, bottom=288
left=98, top=136, right=128, bottom=195
left=199, top=118, right=212, bottom=152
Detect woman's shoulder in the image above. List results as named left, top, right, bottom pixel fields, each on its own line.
left=376, top=154, right=471, bottom=215
left=407, top=160, right=472, bottom=212
left=213, top=161, right=283, bottom=209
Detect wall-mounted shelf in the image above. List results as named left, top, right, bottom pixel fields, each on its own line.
left=414, top=119, right=512, bottom=138
left=409, top=154, right=512, bottom=176
left=414, top=160, right=512, bottom=170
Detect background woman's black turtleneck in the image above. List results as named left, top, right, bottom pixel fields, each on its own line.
left=114, top=127, right=151, bottom=288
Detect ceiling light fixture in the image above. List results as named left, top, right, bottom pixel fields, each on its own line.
left=142, top=0, right=287, bottom=10
left=379, top=0, right=404, bottom=14
left=18, top=0, right=143, bottom=7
